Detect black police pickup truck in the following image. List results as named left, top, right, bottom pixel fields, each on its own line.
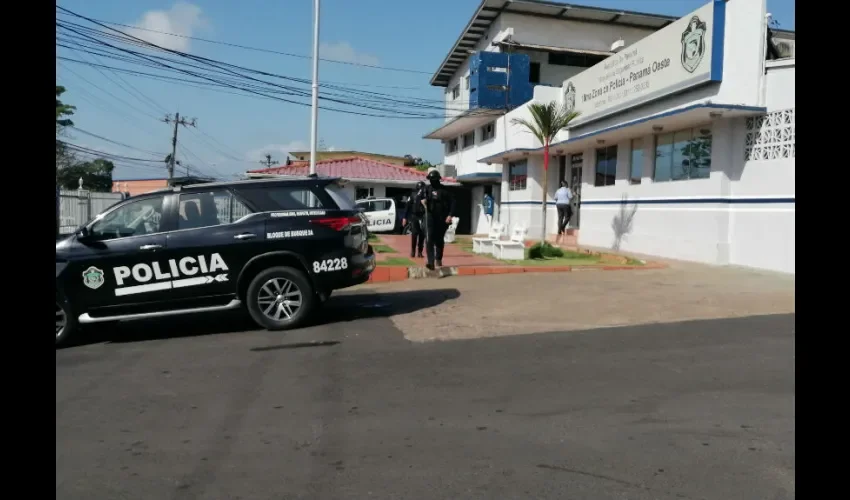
left=55, top=177, right=375, bottom=346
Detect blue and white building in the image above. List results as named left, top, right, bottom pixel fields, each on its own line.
left=424, top=0, right=795, bottom=274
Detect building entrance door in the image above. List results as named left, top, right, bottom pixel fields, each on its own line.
left=569, top=153, right=583, bottom=229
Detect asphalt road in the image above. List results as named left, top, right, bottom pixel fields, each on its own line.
left=57, top=290, right=795, bottom=500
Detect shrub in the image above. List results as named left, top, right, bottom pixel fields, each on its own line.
left=528, top=242, right=564, bottom=259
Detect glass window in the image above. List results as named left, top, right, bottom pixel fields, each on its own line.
left=355, top=186, right=374, bottom=200
left=236, top=186, right=325, bottom=211
left=654, top=133, right=673, bottom=182
left=372, top=200, right=392, bottom=211
left=177, top=190, right=253, bottom=231
left=324, top=183, right=357, bottom=210
left=630, top=139, right=644, bottom=185
left=89, top=195, right=165, bottom=240
left=446, top=138, right=458, bottom=154
left=689, top=128, right=712, bottom=179
left=594, top=145, right=617, bottom=187
left=462, top=131, right=475, bottom=149
left=451, top=85, right=460, bottom=99
left=481, top=122, right=495, bottom=141
left=509, top=160, right=527, bottom=191
left=529, top=63, right=541, bottom=84
left=654, top=127, right=712, bottom=182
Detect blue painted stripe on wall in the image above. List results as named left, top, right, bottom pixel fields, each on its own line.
left=502, top=197, right=795, bottom=206
left=710, top=0, right=726, bottom=82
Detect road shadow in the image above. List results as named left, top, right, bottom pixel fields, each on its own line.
left=62, top=288, right=461, bottom=348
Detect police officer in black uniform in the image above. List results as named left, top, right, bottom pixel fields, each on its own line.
left=402, top=181, right=426, bottom=258
left=421, top=168, right=456, bottom=270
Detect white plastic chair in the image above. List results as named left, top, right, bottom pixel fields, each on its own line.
left=444, top=217, right=460, bottom=243
left=493, top=224, right=528, bottom=260
left=472, top=222, right=504, bottom=254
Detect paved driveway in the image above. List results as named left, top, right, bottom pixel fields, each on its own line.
left=369, top=261, right=795, bottom=342
left=57, top=263, right=795, bottom=499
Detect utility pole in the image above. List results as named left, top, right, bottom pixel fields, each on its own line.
left=259, top=154, right=277, bottom=168
left=162, top=112, right=197, bottom=180
left=309, top=0, right=321, bottom=175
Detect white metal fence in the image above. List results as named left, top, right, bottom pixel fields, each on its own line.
left=57, top=189, right=125, bottom=235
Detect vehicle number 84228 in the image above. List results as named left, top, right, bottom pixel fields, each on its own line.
left=313, top=258, right=349, bottom=273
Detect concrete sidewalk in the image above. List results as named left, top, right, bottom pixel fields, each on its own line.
left=353, top=260, right=795, bottom=343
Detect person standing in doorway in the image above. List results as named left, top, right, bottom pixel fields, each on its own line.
left=482, top=187, right=494, bottom=228
left=402, top=181, right=426, bottom=258
left=554, top=180, right=573, bottom=244
left=422, top=168, right=455, bottom=270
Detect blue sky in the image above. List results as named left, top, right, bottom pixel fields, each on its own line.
left=56, top=0, right=795, bottom=181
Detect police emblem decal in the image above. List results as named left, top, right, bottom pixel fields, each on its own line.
left=82, top=266, right=105, bottom=290
left=680, top=15, right=707, bottom=73
left=564, top=82, right=576, bottom=113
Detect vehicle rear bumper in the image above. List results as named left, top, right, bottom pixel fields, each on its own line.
left=329, top=246, right=376, bottom=291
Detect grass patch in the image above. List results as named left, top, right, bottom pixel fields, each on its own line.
left=368, top=233, right=378, bottom=241
left=371, top=244, right=396, bottom=254
left=625, top=258, right=645, bottom=266
left=380, top=257, right=416, bottom=267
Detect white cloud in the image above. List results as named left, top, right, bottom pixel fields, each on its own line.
left=245, top=141, right=309, bottom=162
left=320, top=41, right=380, bottom=66
left=125, top=2, right=209, bottom=52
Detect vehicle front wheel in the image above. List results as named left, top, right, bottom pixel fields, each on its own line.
left=245, top=266, right=316, bottom=331
left=56, top=298, right=77, bottom=347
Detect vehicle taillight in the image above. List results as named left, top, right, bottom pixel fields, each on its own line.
left=310, top=216, right=361, bottom=231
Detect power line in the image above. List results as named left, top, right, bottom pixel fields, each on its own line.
left=62, top=10, right=433, bottom=75
left=55, top=13, right=459, bottom=118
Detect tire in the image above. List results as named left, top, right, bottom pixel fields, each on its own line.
left=56, top=296, right=77, bottom=347
left=245, top=266, right=315, bottom=331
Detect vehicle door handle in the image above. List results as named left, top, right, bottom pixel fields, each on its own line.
left=234, top=233, right=256, bottom=240
left=139, top=244, right=162, bottom=251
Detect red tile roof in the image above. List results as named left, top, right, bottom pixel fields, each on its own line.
left=247, top=156, right=456, bottom=183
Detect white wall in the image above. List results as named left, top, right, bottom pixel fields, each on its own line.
left=499, top=12, right=655, bottom=53
left=491, top=1, right=795, bottom=274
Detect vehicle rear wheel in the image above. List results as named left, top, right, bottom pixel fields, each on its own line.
left=246, top=266, right=315, bottom=331
left=56, top=298, right=77, bottom=347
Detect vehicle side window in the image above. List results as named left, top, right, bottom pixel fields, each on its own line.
left=178, top=189, right=253, bottom=231
left=356, top=201, right=372, bottom=212
left=373, top=200, right=392, bottom=211
left=89, top=196, right=165, bottom=241
left=234, top=186, right=326, bottom=211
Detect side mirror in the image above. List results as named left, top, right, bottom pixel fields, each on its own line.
left=75, top=226, right=90, bottom=240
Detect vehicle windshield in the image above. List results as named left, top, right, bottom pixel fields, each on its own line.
left=325, top=183, right=357, bottom=210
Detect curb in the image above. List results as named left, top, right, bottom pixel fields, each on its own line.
left=366, top=261, right=667, bottom=283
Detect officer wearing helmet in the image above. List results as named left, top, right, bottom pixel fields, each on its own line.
left=421, top=167, right=456, bottom=270
left=402, top=180, right=427, bottom=258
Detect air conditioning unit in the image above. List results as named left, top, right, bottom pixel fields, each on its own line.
left=611, top=39, right=626, bottom=52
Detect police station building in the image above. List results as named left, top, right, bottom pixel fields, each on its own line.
left=425, top=0, right=795, bottom=274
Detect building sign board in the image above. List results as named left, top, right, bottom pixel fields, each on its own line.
left=563, top=0, right=725, bottom=127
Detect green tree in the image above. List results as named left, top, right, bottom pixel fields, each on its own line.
left=511, top=101, right=580, bottom=242
left=56, top=86, right=76, bottom=171
left=56, top=159, right=115, bottom=192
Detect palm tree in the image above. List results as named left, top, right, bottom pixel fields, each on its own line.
left=511, top=101, right=580, bottom=243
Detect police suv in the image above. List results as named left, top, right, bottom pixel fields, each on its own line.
left=55, top=177, right=375, bottom=346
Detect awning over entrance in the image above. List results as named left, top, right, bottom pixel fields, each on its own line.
left=423, top=109, right=505, bottom=141
left=477, top=102, right=767, bottom=163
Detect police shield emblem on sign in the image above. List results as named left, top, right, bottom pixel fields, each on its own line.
left=680, top=16, right=707, bottom=73
left=82, top=266, right=105, bottom=290
left=563, top=82, right=576, bottom=114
